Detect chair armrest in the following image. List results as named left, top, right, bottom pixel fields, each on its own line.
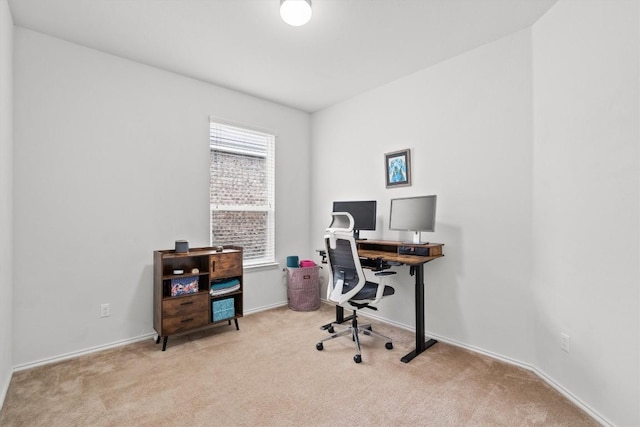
left=372, top=271, right=396, bottom=303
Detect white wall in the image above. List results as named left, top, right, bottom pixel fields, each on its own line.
left=0, top=0, right=13, bottom=409
left=532, top=1, right=639, bottom=426
left=12, top=28, right=310, bottom=366
left=8, top=1, right=639, bottom=424
left=311, top=29, right=535, bottom=363
left=310, top=1, right=639, bottom=425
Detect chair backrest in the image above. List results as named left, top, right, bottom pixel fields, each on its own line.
left=324, top=212, right=368, bottom=306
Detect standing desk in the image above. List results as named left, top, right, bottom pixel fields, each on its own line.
left=325, top=240, right=445, bottom=363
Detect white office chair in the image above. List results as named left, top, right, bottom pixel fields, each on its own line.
left=316, top=212, right=395, bottom=363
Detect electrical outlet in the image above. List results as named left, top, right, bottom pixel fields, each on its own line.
left=100, top=303, right=111, bottom=318
left=561, top=333, right=570, bottom=353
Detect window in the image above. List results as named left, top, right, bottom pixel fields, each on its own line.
left=209, top=119, right=276, bottom=267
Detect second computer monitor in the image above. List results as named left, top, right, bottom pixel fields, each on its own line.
left=332, top=200, right=377, bottom=240
left=389, top=195, right=437, bottom=244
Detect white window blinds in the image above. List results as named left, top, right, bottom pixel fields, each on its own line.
left=209, top=120, right=276, bottom=267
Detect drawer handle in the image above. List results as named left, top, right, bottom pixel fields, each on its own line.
left=180, top=301, right=194, bottom=306
left=181, top=318, right=194, bottom=323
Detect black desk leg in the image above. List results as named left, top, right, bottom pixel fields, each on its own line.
left=320, top=306, right=355, bottom=330
left=401, top=264, right=437, bottom=363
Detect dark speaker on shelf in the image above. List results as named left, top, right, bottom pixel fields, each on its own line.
left=175, top=240, right=189, bottom=253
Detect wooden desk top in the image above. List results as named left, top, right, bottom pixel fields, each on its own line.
left=356, top=240, right=444, bottom=266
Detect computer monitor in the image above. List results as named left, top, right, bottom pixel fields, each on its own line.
left=389, top=195, right=437, bottom=244
left=332, top=200, right=377, bottom=240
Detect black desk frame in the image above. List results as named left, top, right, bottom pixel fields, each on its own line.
left=401, top=263, right=438, bottom=362
left=321, top=240, right=444, bottom=363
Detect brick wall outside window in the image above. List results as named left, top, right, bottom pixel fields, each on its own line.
left=210, top=150, right=269, bottom=261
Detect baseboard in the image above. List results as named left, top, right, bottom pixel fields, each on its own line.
left=320, top=299, right=612, bottom=427
left=0, top=369, right=11, bottom=413
left=9, top=301, right=614, bottom=427
left=428, top=333, right=613, bottom=426
left=530, top=367, right=613, bottom=427
left=12, top=333, right=156, bottom=372
left=243, top=301, right=288, bottom=315
left=11, top=303, right=291, bottom=373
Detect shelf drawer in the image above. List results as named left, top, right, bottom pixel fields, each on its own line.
left=162, top=293, right=208, bottom=317
left=210, top=252, right=242, bottom=279
left=162, top=311, right=209, bottom=335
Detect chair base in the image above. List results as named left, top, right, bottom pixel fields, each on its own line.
left=316, top=310, right=393, bottom=363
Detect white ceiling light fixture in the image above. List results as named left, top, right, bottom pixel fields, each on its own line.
left=280, top=0, right=312, bottom=27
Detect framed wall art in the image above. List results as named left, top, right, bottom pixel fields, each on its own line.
left=385, top=149, right=411, bottom=188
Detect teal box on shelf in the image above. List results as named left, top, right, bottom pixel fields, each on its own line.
left=212, top=298, right=235, bottom=322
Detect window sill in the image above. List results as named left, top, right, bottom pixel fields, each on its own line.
left=243, top=262, right=280, bottom=272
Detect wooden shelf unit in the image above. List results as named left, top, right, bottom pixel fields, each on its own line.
left=153, top=245, right=243, bottom=351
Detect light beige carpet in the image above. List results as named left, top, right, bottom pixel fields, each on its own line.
left=0, top=304, right=598, bottom=426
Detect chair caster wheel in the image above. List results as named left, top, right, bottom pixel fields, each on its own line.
left=327, top=326, right=334, bottom=333
left=316, top=343, right=323, bottom=351
left=354, top=354, right=362, bottom=363
left=385, top=342, right=393, bottom=350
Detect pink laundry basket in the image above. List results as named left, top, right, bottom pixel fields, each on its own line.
left=286, top=266, right=320, bottom=311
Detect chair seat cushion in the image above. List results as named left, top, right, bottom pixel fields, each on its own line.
left=351, top=281, right=395, bottom=301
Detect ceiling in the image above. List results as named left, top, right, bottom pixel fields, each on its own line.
left=8, top=0, right=558, bottom=113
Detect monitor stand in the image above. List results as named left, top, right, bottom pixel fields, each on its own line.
left=352, top=230, right=369, bottom=241
left=401, top=232, right=429, bottom=245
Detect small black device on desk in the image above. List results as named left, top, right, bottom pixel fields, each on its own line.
left=398, top=245, right=431, bottom=256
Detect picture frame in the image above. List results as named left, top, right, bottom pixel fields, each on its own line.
left=385, top=149, right=411, bottom=188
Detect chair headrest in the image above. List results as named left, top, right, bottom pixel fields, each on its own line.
left=326, top=212, right=354, bottom=249
left=327, top=212, right=354, bottom=233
